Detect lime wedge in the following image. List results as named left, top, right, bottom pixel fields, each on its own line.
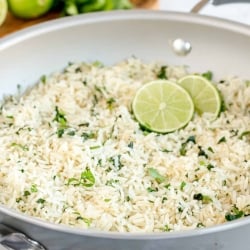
left=0, top=0, right=7, bottom=26
left=132, top=80, right=194, bottom=133
left=178, top=75, right=221, bottom=119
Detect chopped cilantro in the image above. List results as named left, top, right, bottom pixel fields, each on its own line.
left=198, top=146, right=208, bottom=159
left=109, top=155, right=123, bottom=170
left=67, top=130, right=75, bottom=136
left=53, top=106, right=67, bottom=127
left=128, top=141, right=134, bottom=149
left=148, top=168, right=166, bottom=183
left=157, top=66, right=168, bottom=79
left=107, top=98, right=116, bottom=109
left=207, top=147, right=214, bottom=153
left=217, top=136, right=226, bottom=144
left=31, top=184, right=38, bottom=193
left=11, top=142, right=29, bottom=151
left=207, top=164, right=215, bottom=171
left=193, top=193, right=212, bottom=204
left=40, top=75, right=46, bottom=84
left=180, top=135, right=196, bottom=156
left=147, top=187, right=158, bottom=192
left=180, top=181, right=186, bottom=191
left=67, top=167, right=95, bottom=187
left=162, top=197, right=167, bottom=203
left=81, top=132, right=96, bottom=141
left=162, top=224, right=171, bottom=232
left=57, top=128, right=65, bottom=138
left=24, top=190, right=31, bottom=197
left=37, top=198, right=46, bottom=204
left=90, top=145, right=101, bottom=150
left=225, top=205, right=244, bottom=221
left=105, top=179, right=119, bottom=187
left=239, top=131, right=250, bottom=140
left=201, top=71, right=213, bottom=81
left=197, top=222, right=205, bottom=228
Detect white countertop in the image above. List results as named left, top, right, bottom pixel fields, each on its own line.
left=159, top=0, right=250, bottom=25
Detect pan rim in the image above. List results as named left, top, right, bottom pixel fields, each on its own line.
left=0, top=10, right=249, bottom=239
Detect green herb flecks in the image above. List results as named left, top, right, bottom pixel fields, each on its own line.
left=147, top=187, right=158, bottom=192
left=207, top=163, right=215, bottom=171
left=40, top=75, right=47, bottom=84
left=157, top=66, right=168, bottom=79
left=180, top=181, right=186, bottom=191
left=127, top=141, right=134, bottom=149
left=239, top=131, right=250, bottom=140
left=67, top=167, right=95, bottom=187
left=162, top=224, right=171, bottom=232
left=31, top=184, right=38, bottom=193
left=75, top=213, right=92, bottom=227
left=180, top=135, right=196, bottom=156
left=81, top=132, right=96, bottom=141
left=109, top=155, right=123, bottom=170
left=57, top=128, right=65, bottom=138
left=24, top=190, right=31, bottom=197
left=53, top=106, right=67, bottom=127
left=107, top=98, right=116, bottom=109
left=10, top=142, right=29, bottom=151
left=217, top=136, right=226, bottom=144
left=207, top=147, right=214, bottom=153
left=225, top=205, right=244, bottom=221
left=37, top=198, right=46, bottom=204
left=193, top=193, right=212, bottom=204
left=148, top=168, right=166, bottom=184
left=198, top=146, right=208, bottom=159
left=218, top=90, right=227, bottom=113
left=201, top=71, right=213, bottom=81
left=197, top=222, right=205, bottom=228
left=105, top=179, right=119, bottom=187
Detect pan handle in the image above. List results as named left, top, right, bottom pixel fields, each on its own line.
left=0, top=223, right=46, bottom=250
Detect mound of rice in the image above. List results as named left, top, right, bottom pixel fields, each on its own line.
left=0, top=58, right=249, bottom=232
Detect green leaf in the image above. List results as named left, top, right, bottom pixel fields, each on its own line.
left=148, top=168, right=166, bottom=183
left=80, top=167, right=95, bottom=187
left=201, top=71, right=213, bottom=81
left=10, top=142, right=29, bottom=151
left=180, top=181, right=186, bottom=191
left=53, top=106, right=67, bottom=127
left=225, top=205, right=244, bottom=221
left=239, top=131, right=250, bottom=140
left=37, top=198, right=46, bottom=204
left=157, top=66, right=168, bottom=79
left=217, top=136, right=226, bottom=144
left=31, top=184, right=38, bottom=193
left=179, top=136, right=196, bottom=156
left=193, top=193, right=212, bottom=204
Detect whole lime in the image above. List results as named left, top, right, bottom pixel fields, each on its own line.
left=8, top=0, right=53, bottom=19
left=0, top=0, right=8, bottom=26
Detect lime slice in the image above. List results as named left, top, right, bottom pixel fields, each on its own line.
left=178, top=75, right=221, bottom=119
left=132, top=80, right=194, bottom=133
left=8, top=0, right=53, bottom=19
left=0, top=0, right=7, bottom=26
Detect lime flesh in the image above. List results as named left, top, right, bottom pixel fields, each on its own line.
left=178, top=75, right=221, bottom=119
left=132, top=80, right=194, bottom=133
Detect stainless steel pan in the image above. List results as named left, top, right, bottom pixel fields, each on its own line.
left=0, top=10, right=249, bottom=250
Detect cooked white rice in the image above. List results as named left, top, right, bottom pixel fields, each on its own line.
left=0, top=58, right=249, bottom=232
